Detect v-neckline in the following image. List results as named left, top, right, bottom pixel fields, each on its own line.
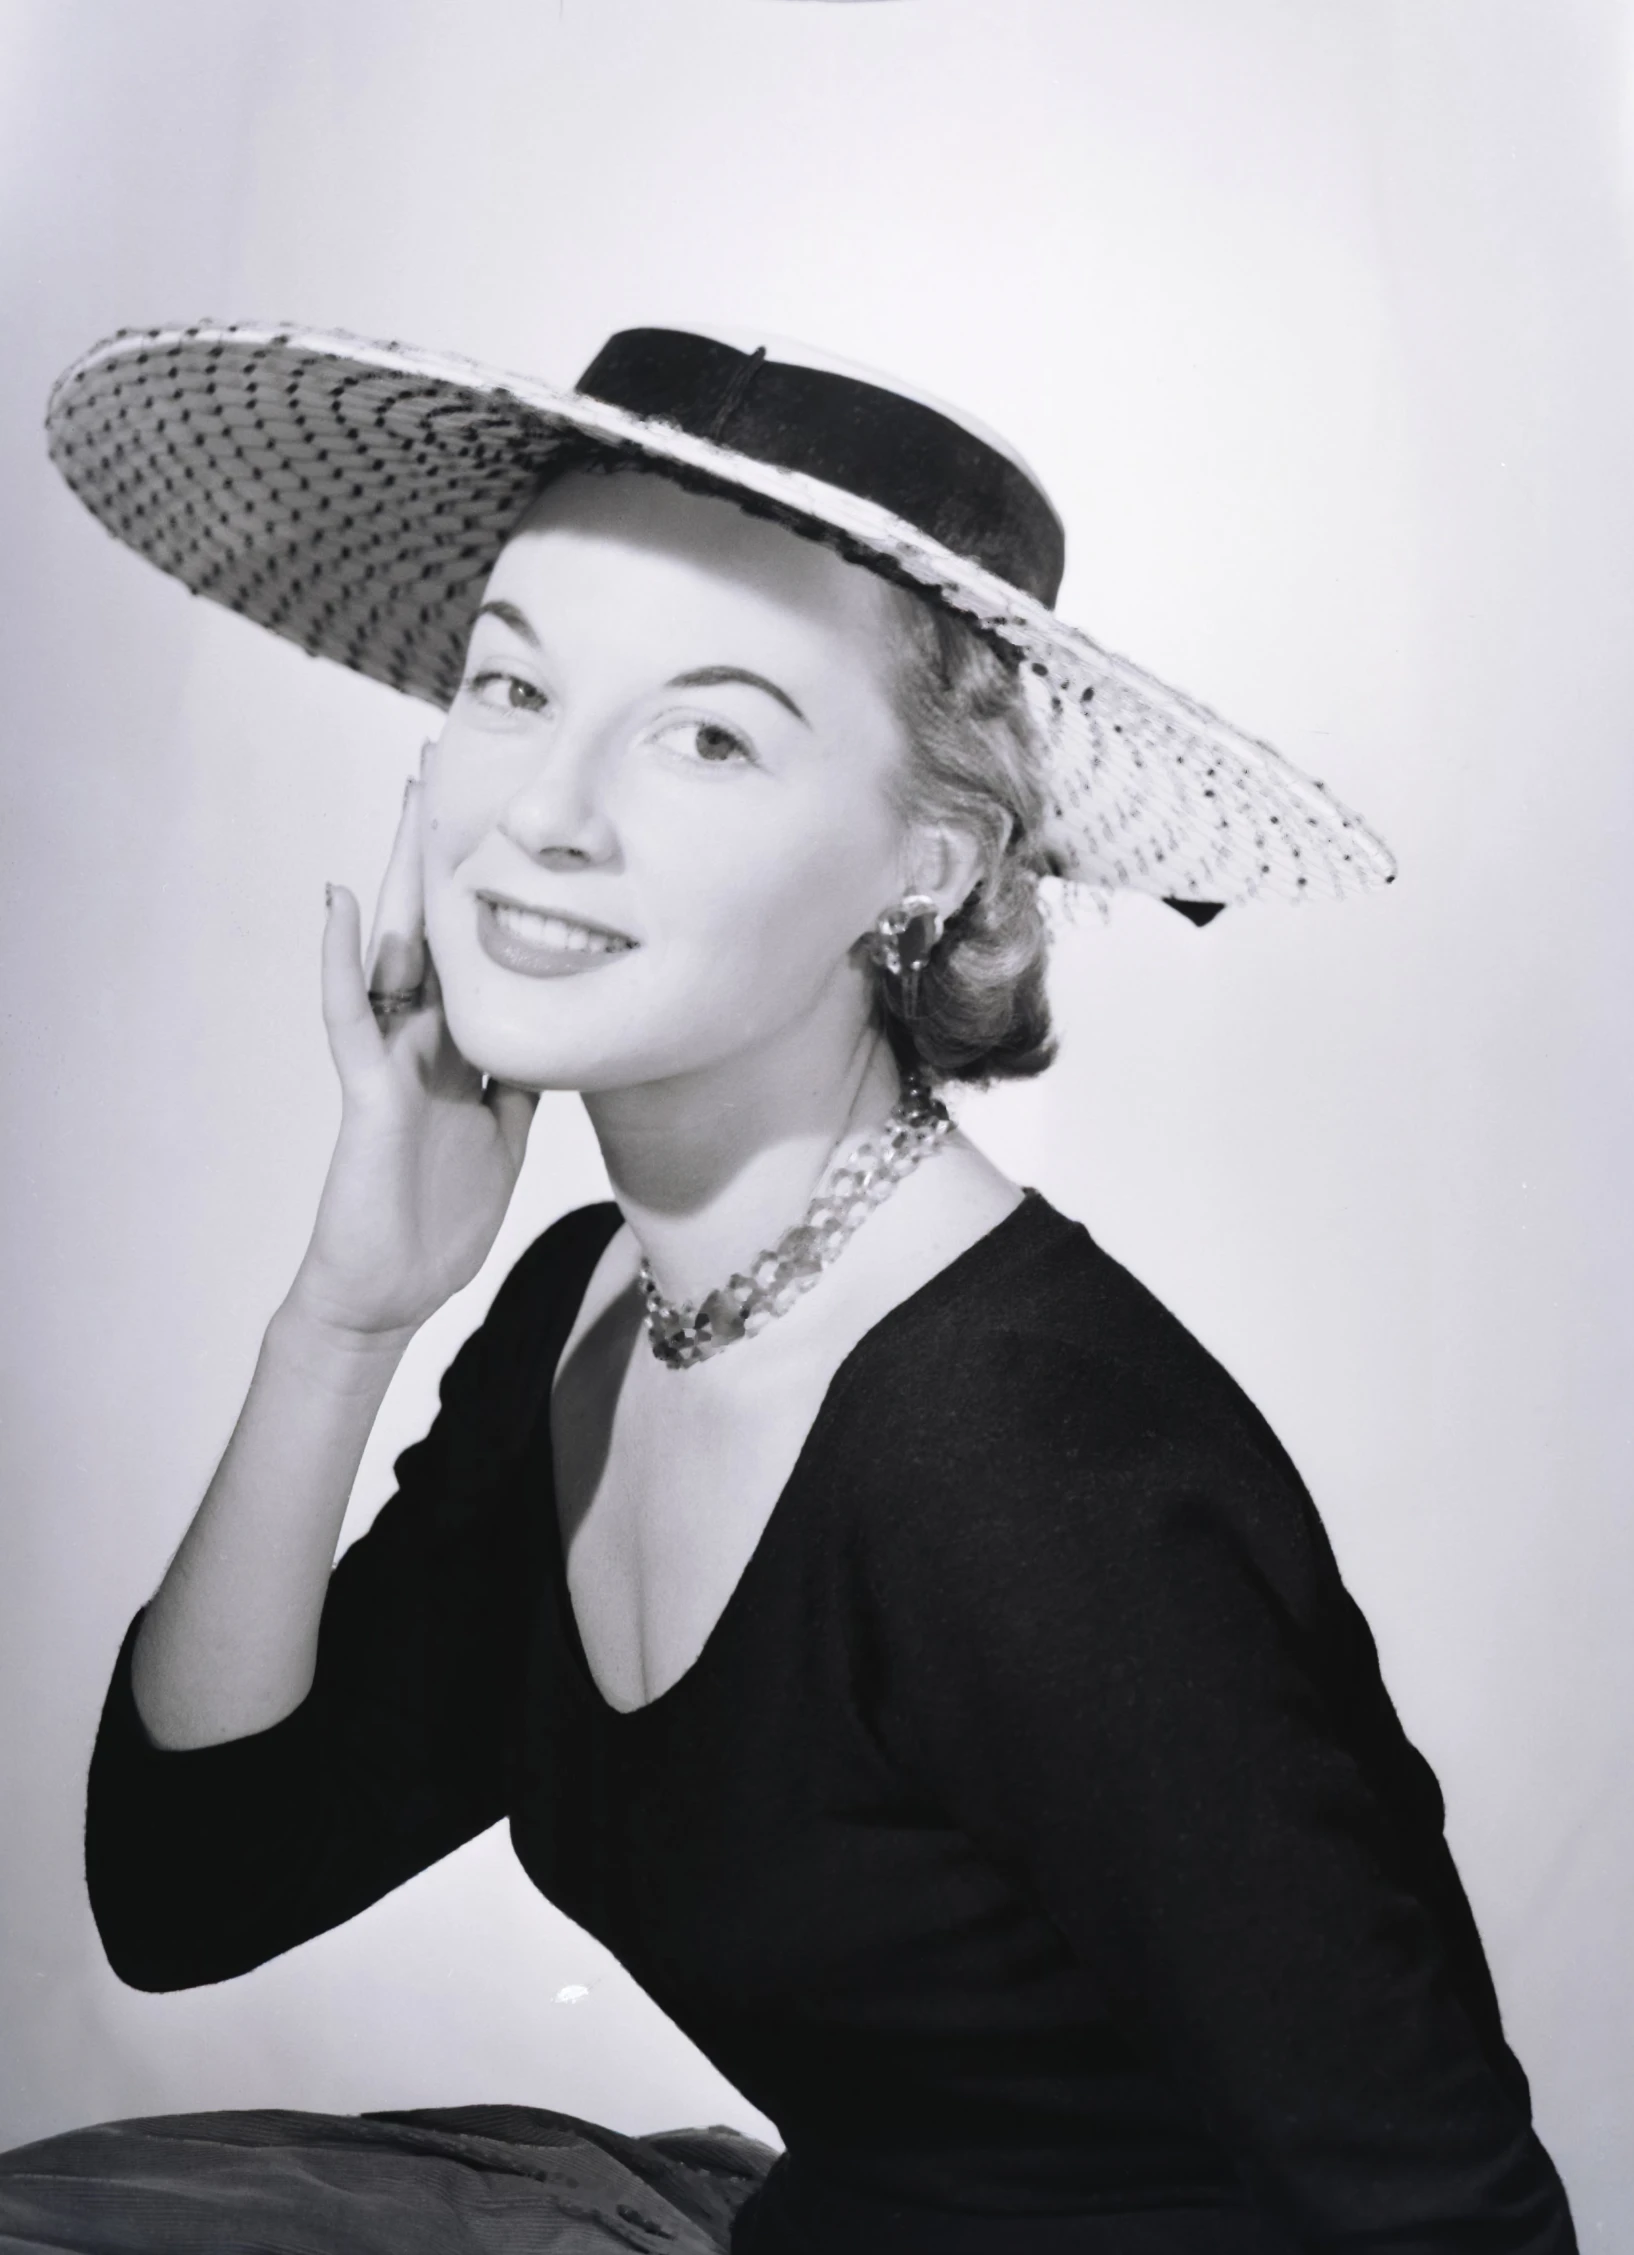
left=534, top=1188, right=1049, bottom=1725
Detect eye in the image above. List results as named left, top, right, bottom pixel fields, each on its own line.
left=648, top=715, right=757, bottom=768
left=465, top=666, right=549, bottom=716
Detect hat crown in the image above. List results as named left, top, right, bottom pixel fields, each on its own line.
left=636, top=322, right=1051, bottom=487
left=574, top=327, right=1067, bottom=609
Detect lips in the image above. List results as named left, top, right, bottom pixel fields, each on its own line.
left=475, top=893, right=637, bottom=979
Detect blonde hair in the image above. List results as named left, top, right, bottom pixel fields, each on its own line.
left=883, top=593, right=1057, bottom=1086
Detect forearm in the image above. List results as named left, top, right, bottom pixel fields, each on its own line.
left=130, top=1294, right=416, bottom=1749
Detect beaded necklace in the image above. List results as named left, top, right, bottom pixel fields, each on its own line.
left=637, top=1079, right=953, bottom=1371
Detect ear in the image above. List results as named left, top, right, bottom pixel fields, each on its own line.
left=899, top=817, right=987, bottom=927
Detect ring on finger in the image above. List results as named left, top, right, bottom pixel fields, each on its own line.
left=368, top=986, right=424, bottom=1018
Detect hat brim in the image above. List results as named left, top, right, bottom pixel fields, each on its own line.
left=46, top=320, right=1394, bottom=908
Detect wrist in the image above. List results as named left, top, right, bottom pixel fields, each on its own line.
left=265, top=1287, right=419, bottom=1394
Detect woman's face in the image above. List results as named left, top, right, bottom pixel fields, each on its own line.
left=422, top=468, right=927, bottom=1094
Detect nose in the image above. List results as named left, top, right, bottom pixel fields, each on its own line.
left=497, top=733, right=618, bottom=866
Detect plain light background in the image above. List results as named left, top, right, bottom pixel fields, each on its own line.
left=2, top=0, right=1630, bottom=2236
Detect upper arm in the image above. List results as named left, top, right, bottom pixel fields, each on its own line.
left=867, top=1332, right=1574, bottom=2251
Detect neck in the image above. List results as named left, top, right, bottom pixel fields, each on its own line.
left=583, top=1013, right=907, bottom=1306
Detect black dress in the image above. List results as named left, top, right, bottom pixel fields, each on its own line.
left=13, top=1194, right=1578, bottom=2251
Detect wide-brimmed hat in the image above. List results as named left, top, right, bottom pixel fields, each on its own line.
left=44, top=319, right=1394, bottom=916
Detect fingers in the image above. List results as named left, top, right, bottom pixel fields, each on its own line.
left=321, top=884, right=384, bottom=1084
left=414, top=947, right=485, bottom=1096
left=366, top=777, right=427, bottom=1005
left=420, top=944, right=444, bottom=1015
left=485, top=1079, right=539, bottom=1171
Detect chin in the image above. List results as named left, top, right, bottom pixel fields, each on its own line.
left=428, top=935, right=621, bottom=1090
left=439, top=995, right=602, bottom=1092
left=436, top=972, right=676, bottom=1094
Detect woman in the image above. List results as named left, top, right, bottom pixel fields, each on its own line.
left=4, top=322, right=1575, bottom=2252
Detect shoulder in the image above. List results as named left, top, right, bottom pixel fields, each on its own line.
left=496, top=1199, right=626, bottom=1313
left=841, top=1192, right=1330, bottom=1620
left=848, top=1189, right=1306, bottom=1487
left=419, top=1200, right=623, bottom=1466
left=469, top=1199, right=624, bottom=1340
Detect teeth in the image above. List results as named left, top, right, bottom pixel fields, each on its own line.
left=491, top=902, right=629, bottom=954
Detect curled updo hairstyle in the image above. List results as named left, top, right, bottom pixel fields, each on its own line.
left=882, top=591, right=1058, bottom=1087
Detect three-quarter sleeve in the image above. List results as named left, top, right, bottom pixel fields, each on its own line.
left=862, top=1318, right=1575, bottom=2254
left=84, top=1207, right=614, bottom=1992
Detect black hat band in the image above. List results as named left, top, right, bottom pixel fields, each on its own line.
left=575, top=329, right=1066, bottom=609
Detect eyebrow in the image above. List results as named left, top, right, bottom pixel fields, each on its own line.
left=473, top=599, right=540, bottom=646
left=666, top=666, right=808, bottom=724
left=472, top=604, right=807, bottom=726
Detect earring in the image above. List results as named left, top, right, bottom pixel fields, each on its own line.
left=868, top=893, right=945, bottom=1021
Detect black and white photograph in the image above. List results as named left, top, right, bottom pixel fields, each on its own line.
left=0, top=3, right=1628, bottom=2247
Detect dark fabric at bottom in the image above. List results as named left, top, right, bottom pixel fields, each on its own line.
left=0, top=2105, right=777, bottom=2254
left=732, top=2155, right=1296, bottom=2255
left=0, top=2104, right=1303, bottom=2254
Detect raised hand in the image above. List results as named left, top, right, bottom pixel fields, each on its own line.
left=291, top=773, right=538, bottom=1340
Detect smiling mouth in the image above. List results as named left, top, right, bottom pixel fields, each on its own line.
left=475, top=894, right=637, bottom=978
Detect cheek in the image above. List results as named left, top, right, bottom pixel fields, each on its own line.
left=648, top=796, right=898, bottom=989
left=421, top=738, right=505, bottom=855
left=418, top=816, right=467, bottom=953
left=416, top=770, right=496, bottom=991
left=417, top=745, right=524, bottom=945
